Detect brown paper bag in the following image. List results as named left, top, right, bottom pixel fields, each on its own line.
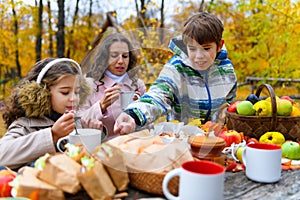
left=65, top=143, right=89, bottom=163
left=108, top=132, right=194, bottom=173
left=93, top=143, right=129, bottom=192
left=15, top=167, right=65, bottom=200
left=78, top=158, right=116, bottom=200
left=37, top=153, right=81, bottom=194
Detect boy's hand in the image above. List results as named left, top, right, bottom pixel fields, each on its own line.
left=114, top=112, right=136, bottom=135
left=51, top=112, right=75, bottom=143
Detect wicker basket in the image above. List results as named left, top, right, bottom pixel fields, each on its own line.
left=127, top=166, right=179, bottom=196
left=226, top=83, right=300, bottom=141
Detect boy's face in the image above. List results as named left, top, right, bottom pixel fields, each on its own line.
left=50, top=75, right=80, bottom=114
left=187, top=39, right=223, bottom=71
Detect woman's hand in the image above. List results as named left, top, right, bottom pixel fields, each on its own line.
left=51, top=112, right=75, bottom=143
left=100, top=84, right=121, bottom=113
left=114, top=112, right=136, bottom=135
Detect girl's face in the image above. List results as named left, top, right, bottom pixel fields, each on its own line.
left=187, top=39, right=224, bottom=71
left=107, top=41, right=130, bottom=76
left=50, top=75, right=80, bottom=114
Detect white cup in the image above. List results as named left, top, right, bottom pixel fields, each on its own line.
left=162, top=160, right=225, bottom=200
left=242, top=143, right=282, bottom=183
left=56, top=128, right=103, bottom=153
left=120, top=91, right=140, bottom=110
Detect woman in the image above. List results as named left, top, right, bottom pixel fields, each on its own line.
left=80, top=33, right=146, bottom=139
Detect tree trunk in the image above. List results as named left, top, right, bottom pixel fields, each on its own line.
left=159, top=0, right=165, bottom=44
left=35, top=0, right=43, bottom=62
left=11, top=0, right=21, bottom=79
left=66, top=0, right=79, bottom=58
left=57, top=0, right=65, bottom=58
left=47, top=0, right=54, bottom=57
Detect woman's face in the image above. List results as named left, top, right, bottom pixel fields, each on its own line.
left=50, top=75, right=80, bottom=114
left=107, top=41, right=130, bottom=76
left=187, top=39, right=223, bottom=71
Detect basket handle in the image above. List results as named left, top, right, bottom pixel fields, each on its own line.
left=255, top=83, right=277, bottom=130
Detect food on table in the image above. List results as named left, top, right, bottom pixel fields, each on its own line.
left=259, top=131, right=285, bottom=146
left=236, top=100, right=255, bottom=116
left=0, top=169, right=15, bottom=197
left=217, top=130, right=244, bottom=147
left=253, top=100, right=272, bottom=116
left=227, top=101, right=241, bottom=113
left=276, top=99, right=293, bottom=116
left=246, top=94, right=260, bottom=104
left=282, top=141, right=300, bottom=160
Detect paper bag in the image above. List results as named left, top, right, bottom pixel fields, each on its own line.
left=37, top=153, right=81, bottom=194
left=108, top=131, right=194, bottom=173
left=14, top=167, right=65, bottom=200
left=93, top=143, right=129, bottom=192
left=78, top=157, right=116, bottom=200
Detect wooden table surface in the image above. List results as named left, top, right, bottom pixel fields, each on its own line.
left=124, top=169, right=300, bottom=200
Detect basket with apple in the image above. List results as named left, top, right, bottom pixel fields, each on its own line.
left=225, top=83, right=300, bottom=141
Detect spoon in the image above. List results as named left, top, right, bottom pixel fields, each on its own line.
left=74, top=116, right=81, bottom=135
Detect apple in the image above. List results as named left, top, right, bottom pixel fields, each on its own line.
left=236, top=100, right=255, bottom=116
left=280, top=95, right=294, bottom=103
left=227, top=101, right=241, bottom=113
left=277, top=99, right=293, bottom=116
left=246, top=137, right=259, bottom=144
left=282, top=141, right=300, bottom=160
left=0, top=171, right=15, bottom=197
left=236, top=146, right=245, bottom=163
left=218, top=130, right=243, bottom=147
left=259, top=131, right=285, bottom=146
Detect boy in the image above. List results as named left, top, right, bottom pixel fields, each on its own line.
left=114, top=12, right=237, bottom=135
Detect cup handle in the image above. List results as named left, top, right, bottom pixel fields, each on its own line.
left=56, top=136, right=69, bottom=152
left=162, top=168, right=181, bottom=200
left=242, top=147, right=247, bottom=167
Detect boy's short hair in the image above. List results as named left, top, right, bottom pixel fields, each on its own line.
left=182, top=12, right=224, bottom=46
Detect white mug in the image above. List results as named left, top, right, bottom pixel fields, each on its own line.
left=242, top=143, right=282, bottom=183
left=56, top=128, right=103, bottom=153
left=162, top=160, right=225, bottom=200
left=120, top=91, right=140, bottom=110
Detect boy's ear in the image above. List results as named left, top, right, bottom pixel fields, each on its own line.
left=217, top=39, right=224, bottom=52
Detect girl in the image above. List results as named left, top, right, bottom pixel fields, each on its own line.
left=0, top=58, right=103, bottom=170
left=80, top=33, right=146, bottom=139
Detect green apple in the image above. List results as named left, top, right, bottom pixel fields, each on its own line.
left=236, top=146, right=244, bottom=163
left=277, top=99, right=293, bottom=116
left=236, top=100, right=255, bottom=116
left=282, top=141, right=300, bottom=160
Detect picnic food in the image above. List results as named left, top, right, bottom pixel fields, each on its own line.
left=227, top=101, right=241, bottom=113
left=282, top=141, right=300, bottom=160
left=0, top=169, right=15, bottom=197
left=276, top=99, right=293, bottom=116
left=236, top=100, right=255, bottom=116
left=253, top=100, right=272, bottom=116
left=259, top=132, right=285, bottom=146
left=218, top=130, right=243, bottom=147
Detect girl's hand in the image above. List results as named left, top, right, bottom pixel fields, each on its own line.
left=100, top=84, right=121, bottom=113
left=51, top=112, right=75, bottom=143
left=81, top=118, right=103, bottom=130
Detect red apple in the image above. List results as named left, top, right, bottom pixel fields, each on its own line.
left=246, top=137, right=259, bottom=144
left=280, top=96, right=294, bottom=103
left=0, top=171, right=15, bottom=197
left=227, top=101, right=241, bottom=113
left=218, top=130, right=243, bottom=147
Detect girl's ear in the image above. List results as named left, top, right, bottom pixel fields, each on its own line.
left=217, top=39, right=224, bottom=52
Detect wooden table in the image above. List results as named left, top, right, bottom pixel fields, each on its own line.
left=125, top=169, right=300, bottom=199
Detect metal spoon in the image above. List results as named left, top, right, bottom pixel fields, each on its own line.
left=74, top=116, right=81, bottom=135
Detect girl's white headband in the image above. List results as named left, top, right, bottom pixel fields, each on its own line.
left=36, top=58, right=82, bottom=84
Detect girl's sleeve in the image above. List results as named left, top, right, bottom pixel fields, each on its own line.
left=0, top=123, right=55, bottom=170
